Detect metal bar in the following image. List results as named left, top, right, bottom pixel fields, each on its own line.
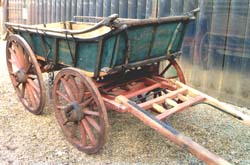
left=156, top=95, right=206, bottom=120
left=115, top=95, right=230, bottom=164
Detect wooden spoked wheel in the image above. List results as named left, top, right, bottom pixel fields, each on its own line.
left=53, top=68, right=108, bottom=154
left=6, top=35, right=46, bottom=115
left=159, top=59, right=186, bottom=84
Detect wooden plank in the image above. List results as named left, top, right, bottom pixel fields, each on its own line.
left=31, top=0, right=36, bottom=24
left=128, top=0, right=137, bottom=18
left=158, top=0, right=171, bottom=17
left=55, top=0, right=61, bottom=22
left=43, top=0, right=47, bottom=23
left=89, top=0, right=96, bottom=16
left=190, top=0, right=214, bottom=92
left=35, top=0, right=39, bottom=24
left=83, top=0, right=90, bottom=16
left=156, top=95, right=205, bottom=120
left=103, top=0, right=110, bottom=16
left=51, top=0, right=56, bottom=23
left=119, top=0, right=128, bottom=18
left=174, top=80, right=250, bottom=125
left=221, top=0, right=250, bottom=104
left=116, top=95, right=231, bottom=164
left=238, top=2, right=250, bottom=107
left=71, top=0, right=77, bottom=19
left=145, top=0, right=152, bottom=18
left=180, top=0, right=199, bottom=82
left=205, top=0, right=231, bottom=98
left=96, top=0, right=104, bottom=17
left=60, top=0, right=66, bottom=21
left=77, top=0, right=83, bottom=17
left=65, top=0, right=72, bottom=21
left=111, top=0, right=119, bottom=15
left=137, top=0, right=146, bottom=19
left=47, top=0, right=52, bottom=23
left=170, top=0, right=183, bottom=15
left=138, top=88, right=188, bottom=110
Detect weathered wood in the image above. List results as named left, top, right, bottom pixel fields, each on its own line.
left=116, top=95, right=230, bottom=164
left=221, top=0, right=250, bottom=104
left=103, top=0, right=110, bottom=17
left=128, top=0, right=137, bottom=19
left=174, top=80, right=250, bottom=125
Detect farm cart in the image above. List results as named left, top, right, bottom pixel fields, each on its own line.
left=5, top=11, right=250, bottom=164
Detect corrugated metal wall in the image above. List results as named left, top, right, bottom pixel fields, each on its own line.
left=4, top=0, right=250, bottom=107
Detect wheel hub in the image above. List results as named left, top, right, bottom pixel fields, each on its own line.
left=64, top=102, right=84, bottom=122
left=15, top=69, right=27, bottom=83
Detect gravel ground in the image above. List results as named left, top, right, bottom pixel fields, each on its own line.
left=0, top=40, right=250, bottom=164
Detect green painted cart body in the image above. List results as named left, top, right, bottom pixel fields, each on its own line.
left=7, top=14, right=190, bottom=77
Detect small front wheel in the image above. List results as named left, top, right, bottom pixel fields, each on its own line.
left=53, top=68, right=108, bottom=154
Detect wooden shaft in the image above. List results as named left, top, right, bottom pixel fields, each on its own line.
left=156, top=95, right=206, bottom=120
left=174, top=80, right=250, bottom=125
left=138, top=88, right=187, bottom=109
left=116, top=95, right=230, bottom=164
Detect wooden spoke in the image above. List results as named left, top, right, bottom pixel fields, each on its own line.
left=8, top=48, right=21, bottom=68
left=70, top=122, right=78, bottom=138
left=27, top=78, right=40, bottom=93
left=85, top=116, right=101, bottom=133
left=165, top=75, right=179, bottom=79
left=80, top=122, right=87, bottom=146
left=56, top=90, right=72, bottom=103
left=77, top=82, right=85, bottom=102
left=82, top=119, right=97, bottom=146
left=80, top=97, right=94, bottom=108
left=20, top=83, right=26, bottom=98
left=27, top=74, right=37, bottom=79
left=15, top=82, right=21, bottom=88
left=26, top=83, right=36, bottom=108
left=68, top=77, right=79, bottom=102
left=84, top=110, right=100, bottom=116
left=61, top=77, right=75, bottom=101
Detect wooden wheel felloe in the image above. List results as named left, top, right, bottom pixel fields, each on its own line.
left=53, top=68, right=108, bottom=154
left=160, top=59, right=186, bottom=84
left=6, top=35, right=46, bottom=115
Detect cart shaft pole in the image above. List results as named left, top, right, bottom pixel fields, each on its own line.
left=116, top=95, right=230, bottom=164
left=174, top=80, right=250, bottom=125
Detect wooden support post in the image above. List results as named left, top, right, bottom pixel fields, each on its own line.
left=115, top=95, right=230, bottom=164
